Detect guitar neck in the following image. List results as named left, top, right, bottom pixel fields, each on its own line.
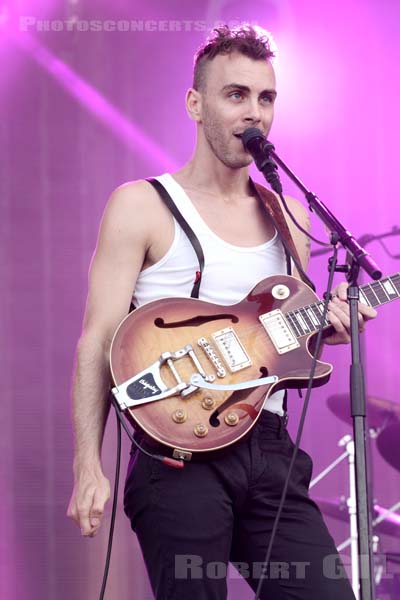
left=284, top=273, right=400, bottom=338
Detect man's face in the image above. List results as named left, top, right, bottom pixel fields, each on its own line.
left=198, top=52, right=277, bottom=169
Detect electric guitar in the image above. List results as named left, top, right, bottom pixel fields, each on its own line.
left=110, top=273, right=399, bottom=459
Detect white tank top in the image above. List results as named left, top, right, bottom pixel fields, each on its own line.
left=132, top=173, right=287, bottom=415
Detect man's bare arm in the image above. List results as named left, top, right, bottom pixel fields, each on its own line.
left=67, top=181, right=152, bottom=537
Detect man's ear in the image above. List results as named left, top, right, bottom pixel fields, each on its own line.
left=186, top=88, right=202, bottom=122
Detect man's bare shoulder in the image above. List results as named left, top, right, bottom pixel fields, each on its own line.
left=105, top=179, right=161, bottom=218
left=280, top=194, right=310, bottom=230
left=258, top=185, right=308, bottom=227
left=97, top=178, right=175, bottom=272
left=278, top=194, right=311, bottom=270
left=99, top=178, right=170, bottom=240
left=256, top=183, right=310, bottom=231
left=256, top=183, right=311, bottom=270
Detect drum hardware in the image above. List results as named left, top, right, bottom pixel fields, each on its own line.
left=312, top=393, right=400, bottom=599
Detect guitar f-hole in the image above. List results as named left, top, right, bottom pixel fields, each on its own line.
left=154, top=313, right=239, bottom=329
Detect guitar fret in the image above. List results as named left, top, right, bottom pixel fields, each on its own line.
left=290, top=311, right=306, bottom=336
left=369, top=281, right=390, bottom=304
left=285, top=312, right=303, bottom=338
left=306, top=306, right=320, bottom=328
left=316, top=302, right=330, bottom=327
left=310, top=304, right=324, bottom=327
left=382, top=277, right=400, bottom=300
left=292, top=311, right=308, bottom=336
left=358, top=289, right=371, bottom=306
left=294, top=309, right=311, bottom=334
left=320, top=302, right=331, bottom=327
left=389, top=274, right=400, bottom=295
left=360, top=285, right=380, bottom=307
left=300, top=307, right=314, bottom=332
left=293, top=313, right=307, bottom=336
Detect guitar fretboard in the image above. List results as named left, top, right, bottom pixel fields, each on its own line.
left=284, top=273, right=400, bottom=338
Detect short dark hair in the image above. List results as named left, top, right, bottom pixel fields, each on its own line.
left=193, top=24, right=275, bottom=91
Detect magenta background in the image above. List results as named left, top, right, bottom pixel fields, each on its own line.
left=1, top=1, right=399, bottom=598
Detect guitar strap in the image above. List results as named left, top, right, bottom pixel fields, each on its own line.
left=251, top=179, right=316, bottom=291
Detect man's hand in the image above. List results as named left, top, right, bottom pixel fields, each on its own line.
left=67, top=464, right=111, bottom=537
left=324, top=282, right=377, bottom=345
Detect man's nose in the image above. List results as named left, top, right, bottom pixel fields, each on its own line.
left=243, top=99, right=262, bottom=125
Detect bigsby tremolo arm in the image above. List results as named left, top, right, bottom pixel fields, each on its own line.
left=190, top=374, right=278, bottom=391
left=112, top=344, right=215, bottom=410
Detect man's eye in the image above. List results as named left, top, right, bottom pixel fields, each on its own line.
left=261, top=94, right=274, bottom=104
left=230, top=91, right=243, bottom=100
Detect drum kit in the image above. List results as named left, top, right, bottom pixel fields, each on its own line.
left=312, top=393, right=400, bottom=599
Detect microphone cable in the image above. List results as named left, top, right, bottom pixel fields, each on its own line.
left=254, top=244, right=339, bottom=599
left=242, top=127, right=331, bottom=248
left=98, top=408, right=121, bottom=600
left=98, top=395, right=184, bottom=600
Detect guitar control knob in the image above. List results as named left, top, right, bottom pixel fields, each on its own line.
left=271, top=284, right=290, bottom=300
left=224, top=412, right=239, bottom=426
left=172, top=408, right=187, bottom=424
left=193, top=423, right=208, bottom=437
left=201, top=397, right=215, bottom=410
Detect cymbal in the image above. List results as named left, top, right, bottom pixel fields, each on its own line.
left=377, top=423, right=400, bottom=472
left=327, top=393, right=400, bottom=429
left=313, top=497, right=400, bottom=537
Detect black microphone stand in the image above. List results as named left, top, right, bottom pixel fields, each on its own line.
left=257, top=139, right=381, bottom=600
left=310, top=226, right=400, bottom=258
left=310, top=224, right=400, bottom=563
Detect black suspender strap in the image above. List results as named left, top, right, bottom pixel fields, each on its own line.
left=146, top=177, right=205, bottom=298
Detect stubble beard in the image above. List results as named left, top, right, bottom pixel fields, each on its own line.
left=202, top=108, right=252, bottom=170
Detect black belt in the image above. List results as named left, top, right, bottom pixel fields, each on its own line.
left=131, top=410, right=288, bottom=463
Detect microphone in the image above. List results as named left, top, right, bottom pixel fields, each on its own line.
left=242, top=127, right=283, bottom=194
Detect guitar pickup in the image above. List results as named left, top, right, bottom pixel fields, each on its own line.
left=259, top=309, right=299, bottom=354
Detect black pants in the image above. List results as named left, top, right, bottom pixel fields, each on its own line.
left=124, top=410, right=355, bottom=600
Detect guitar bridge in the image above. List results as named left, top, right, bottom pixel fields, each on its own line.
left=212, top=327, right=251, bottom=372
left=112, top=344, right=214, bottom=409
